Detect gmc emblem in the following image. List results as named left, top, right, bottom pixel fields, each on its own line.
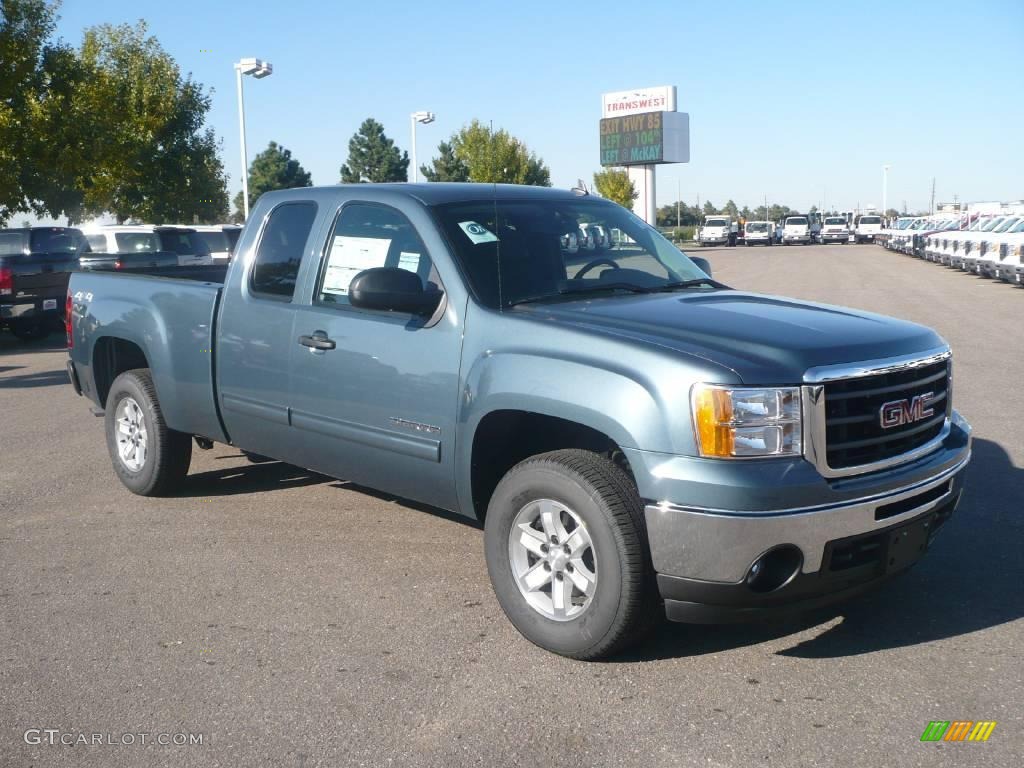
left=880, top=392, right=935, bottom=429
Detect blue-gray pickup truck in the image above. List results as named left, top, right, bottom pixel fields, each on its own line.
left=66, top=184, right=972, bottom=659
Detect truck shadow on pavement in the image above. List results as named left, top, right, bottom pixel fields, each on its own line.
left=627, top=437, right=1023, bottom=661
left=174, top=460, right=329, bottom=497
left=0, top=368, right=70, bottom=389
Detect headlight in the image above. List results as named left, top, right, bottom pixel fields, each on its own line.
left=691, top=385, right=802, bottom=458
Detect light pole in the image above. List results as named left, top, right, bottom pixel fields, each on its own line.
left=234, top=57, right=273, bottom=220
left=882, top=164, right=891, bottom=217
left=410, top=111, right=435, bottom=183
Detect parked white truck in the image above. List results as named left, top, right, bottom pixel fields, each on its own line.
left=698, top=216, right=731, bottom=246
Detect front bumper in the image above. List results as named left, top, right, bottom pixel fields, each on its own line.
left=821, top=233, right=848, bottom=242
left=637, top=411, right=972, bottom=622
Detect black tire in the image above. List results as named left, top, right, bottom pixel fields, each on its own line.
left=484, top=449, right=658, bottom=660
left=104, top=369, right=192, bottom=496
left=10, top=321, right=48, bottom=341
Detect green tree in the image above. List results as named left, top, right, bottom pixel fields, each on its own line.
left=702, top=201, right=717, bottom=216
left=0, top=0, right=63, bottom=223
left=449, top=120, right=550, bottom=186
left=593, top=168, right=636, bottom=209
left=420, top=140, right=469, bottom=182
left=340, top=118, right=408, bottom=183
left=53, top=22, right=228, bottom=223
left=233, top=141, right=312, bottom=219
left=723, top=199, right=739, bottom=220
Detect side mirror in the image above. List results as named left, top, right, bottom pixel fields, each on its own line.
left=348, top=267, right=439, bottom=316
left=690, top=256, right=712, bottom=277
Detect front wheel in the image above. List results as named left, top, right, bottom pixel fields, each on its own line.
left=105, top=369, right=192, bottom=496
left=484, top=449, right=657, bottom=660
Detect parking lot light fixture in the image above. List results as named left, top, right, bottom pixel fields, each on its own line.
left=410, top=111, right=436, bottom=184
left=234, top=58, right=274, bottom=220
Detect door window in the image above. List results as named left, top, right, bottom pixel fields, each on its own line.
left=250, top=202, right=319, bottom=299
left=316, top=203, right=441, bottom=310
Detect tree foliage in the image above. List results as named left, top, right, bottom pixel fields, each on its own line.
left=593, top=168, right=637, bottom=209
left=1, top=10, right=229, bottom=224
left=68, top=22, right=228, bottom=223
left=1, top=11, right=228, bottom=224
left=445, top=120, right=550, bottom=186
left=340, top=118, right=408, bottom=183
left=419, top=140, right=468, bottom=182
left=233, top=141, right=312, bottom=219
left=0, top=0, right=63, bottom=223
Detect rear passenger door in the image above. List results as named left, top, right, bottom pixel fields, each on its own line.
left=286, top=201, right=462, bottom=511
left=217, top=200, right=321, bottom=461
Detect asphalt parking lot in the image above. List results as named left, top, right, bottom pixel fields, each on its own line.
left=1, top=243, right=1021, bottom=768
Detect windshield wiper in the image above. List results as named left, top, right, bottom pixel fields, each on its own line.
left=646, top=278, right=730, bottom=292
left=508, top=283, right=654, bottom=306
left=507, top=278, right=728, bottom=306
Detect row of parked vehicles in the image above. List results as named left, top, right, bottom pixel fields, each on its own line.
left=696, top=213, right=883, bottom=247
left=0, top=223, right=239, bottom=340
left=881, top=213, right=1024, bottom=286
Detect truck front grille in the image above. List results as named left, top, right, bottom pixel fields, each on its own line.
left=823, top=358, right=950, bottom=470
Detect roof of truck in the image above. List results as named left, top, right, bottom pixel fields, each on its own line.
left=260, top=183, right=603, bottom=207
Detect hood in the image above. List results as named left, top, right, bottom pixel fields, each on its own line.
left=513, top=290, right=943, bottom=385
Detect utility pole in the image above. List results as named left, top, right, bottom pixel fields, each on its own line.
left=930, top=178, right=936, bottom=215
left=676, top=177, right=681, bottom=228
left=882, top=164, right=891, bottom=215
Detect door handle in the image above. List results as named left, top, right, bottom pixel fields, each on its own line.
left=298, top=332, right=336, bottom=351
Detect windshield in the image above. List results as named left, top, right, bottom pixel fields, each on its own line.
left=114, top=232, right=159, bottom=253
left=746, top=222, right=769, bottom=232
left=29, top=228, right=83, bottom=254
left=824, top=217, right=846, bottom=225
left=979, top=218, right=1004, bottom=232
left=859, top=216, right=881, bottom=225
left=785, top=217, right=808, bottom=226
left=705, top=218, right=728, bottom=227
left=157, top=229, right=209, bottom=255
left=432, top=198, right=714, bottom=308
left=1010, top=220, right=1024, bottom=233
left=992, top=217, right=1021, bottom=233
left=197, top=230, right=231, bottom=253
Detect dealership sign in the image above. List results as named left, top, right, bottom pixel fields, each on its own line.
left=601, top=86, right=677, bottom=118
left=599, top=111, right=690, bottom=166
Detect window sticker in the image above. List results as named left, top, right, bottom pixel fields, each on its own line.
left=322, top=235, right=391, bottom=295
left=458, top=221, right=498, bottom=244
left=397, top=251, right=421, bottom=273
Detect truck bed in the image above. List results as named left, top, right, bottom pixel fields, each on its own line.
left=68, top=269, right=229, bottom=443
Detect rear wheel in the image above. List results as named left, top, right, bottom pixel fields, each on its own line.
left=105, top=369, right=192, bottom=496
left=484, top=449, right=657, bottom=660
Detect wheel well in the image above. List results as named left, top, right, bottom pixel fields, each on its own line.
left=470, top=410, right=632, bottom=521
left=92, top=337, right=149, bottom=407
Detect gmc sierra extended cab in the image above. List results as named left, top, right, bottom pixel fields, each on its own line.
left=66, top=184, right=972, bottom=660
left=1, top=226, right=84, bottom=340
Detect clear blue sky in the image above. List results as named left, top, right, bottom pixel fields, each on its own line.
left=52, top=0, right=1024, bottom=215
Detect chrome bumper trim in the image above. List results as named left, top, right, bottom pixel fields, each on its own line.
left=645, top=451, right=970, bottom=582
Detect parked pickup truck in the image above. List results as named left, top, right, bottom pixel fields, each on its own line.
left=1, top=226, right=83, bottom=340
left=66, top=184, right=973, bottom=660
